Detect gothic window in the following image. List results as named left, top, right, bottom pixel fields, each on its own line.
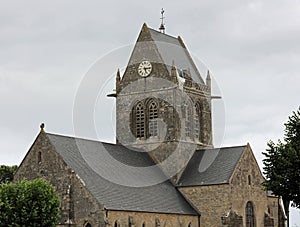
left=185, top=103, right=193, bottom=138
left=114, top=221, right=118, bottom=227
left=194, top=102, right=201, bottom=140
left=135, top=102, right=145, bottom=138
left=246, top=201, right=255, bottom=227
left=84, top=223, right=92, bottom=227
left=148, top=100, right=158, bottom=137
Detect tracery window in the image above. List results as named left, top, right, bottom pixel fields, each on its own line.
left=148, top=100, right=158, bottom=137
left=132, top=99, right=160, bottom=139
left=246, top=201, right=255, bottom=227
left=135, top=102, right=145, bottom=138
left=194, top=102, right=201, bottom=140
left=185, top=103, right=193, bottom=138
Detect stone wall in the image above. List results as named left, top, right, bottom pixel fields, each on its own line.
left=107, top=210, right=199, bottom=227
left=14, top=131, right=106, bottom=227
left=179, top=184, right=231, bottom=226
left=179, top=145, right=279, bottom=227
left=229, top=145, right=271, bottom=226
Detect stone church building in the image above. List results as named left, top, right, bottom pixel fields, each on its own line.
left=14, top=23, right=286, bottom=226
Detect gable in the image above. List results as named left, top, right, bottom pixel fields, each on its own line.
left=177, top=146, right=246, bottom=186
left=229, top=144, right=265, bottom=185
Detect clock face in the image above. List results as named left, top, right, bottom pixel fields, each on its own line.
left=138, top=60, right=152, bottom=77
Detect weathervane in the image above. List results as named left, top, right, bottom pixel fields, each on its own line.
left=159, top=8, right=165, bottom=33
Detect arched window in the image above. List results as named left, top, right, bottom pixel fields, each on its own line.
left=185, top=103, right=193, bottom=138
left=194, top=102, right=201, bottom=140
left=84, top=223, right=92, bottom=227
left=142, top=222, right=146, bottom=227
left=134, top=102, right=145, bottom=138
left=148, top=100, right=158, bottom=137
left=114, top=221, right=118, bottom=227
left=246, top=201, right=255, bottom=227
left=188, top=222, right=192, bottom=227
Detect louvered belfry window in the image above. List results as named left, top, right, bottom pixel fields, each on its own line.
left=185, top=104, right=193, bottom=138
left=149, top=100, right=158, bottom=137
left=135, top=102, right=145, bottom=138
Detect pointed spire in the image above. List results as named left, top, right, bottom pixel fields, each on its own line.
left=142, top=22, right=148, bottom=29
left=116, top=69, right=121, bottom=95
left=206, top=70, right=211, bottom=92
left=170, top=60, right=178, bottom=84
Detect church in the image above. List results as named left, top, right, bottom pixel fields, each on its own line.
left=14, top=22, right=286, bottom=227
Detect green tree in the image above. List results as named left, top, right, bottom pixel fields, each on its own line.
left=0, top=179, right=60, bottom=227
left=263, top=107, right=300, bottom=226
left=0, top=165, right=18, bottom=184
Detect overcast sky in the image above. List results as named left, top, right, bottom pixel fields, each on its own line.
left=0, top=0, right=299, bottom=224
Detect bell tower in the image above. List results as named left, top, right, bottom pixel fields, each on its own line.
left=114, top=23, right=213, bottom=183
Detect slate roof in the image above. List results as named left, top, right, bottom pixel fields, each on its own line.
left=46, top=133, right=198, bottom=215
left=178, top=146, right=246, bottom=186
left=148, top=28, right=205, bottom=84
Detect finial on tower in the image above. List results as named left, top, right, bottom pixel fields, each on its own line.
left=159, top=8, right=165, bottom=34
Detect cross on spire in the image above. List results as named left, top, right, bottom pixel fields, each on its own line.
left=159, top=8, right=165, bottom=33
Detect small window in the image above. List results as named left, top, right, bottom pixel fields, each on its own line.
left=142, top=222, right=146, bottom=227
left=188, top=222, right=192, bottom=227
left=114, top=222, right=118, bottom=227
left=85, top=223, right=92, bottom=227
left=248, top=175, right=251, bottom=185
left=38, top=151, right=42, bottom=163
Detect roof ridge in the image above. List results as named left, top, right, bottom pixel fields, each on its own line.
left=46, top=132, right=117, bottom=146
left=196, top=145, right=247, bottom=152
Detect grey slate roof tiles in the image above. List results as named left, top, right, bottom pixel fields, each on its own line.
left=46, top=133, right=246, bottom=214
left=46, top=133, right=198, bottom=215
left=148, top=28, right=205, bottom=84
left=178, top=146, right=246, bottom=186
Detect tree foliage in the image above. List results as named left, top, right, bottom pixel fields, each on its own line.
left=0, top=165, right=18, bottom=184
left=0, top=179, right=60, bottom=227
left=262, top=107, right=300, bottom=224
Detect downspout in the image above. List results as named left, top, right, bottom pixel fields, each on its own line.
left=198, top=214, right=201, bottom=227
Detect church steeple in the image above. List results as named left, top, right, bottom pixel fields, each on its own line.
left=115, top=23, right=213, bottom=183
